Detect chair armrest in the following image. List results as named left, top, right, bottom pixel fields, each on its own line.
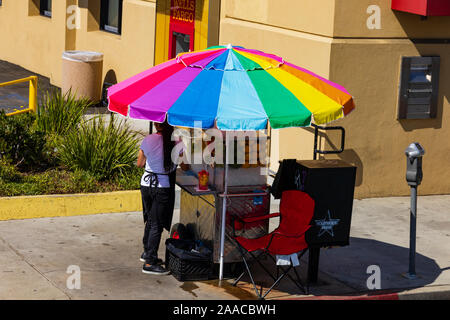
left=240, top=212, right=280, bottom=223
left=272, top=225, right=311, bottom=238
left=232, top=212, right=280, bottom=236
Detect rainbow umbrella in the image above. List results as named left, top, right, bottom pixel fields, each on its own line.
left=108, top=44, right=355, bottom=130
left=108, top=44, right=355, bottom=280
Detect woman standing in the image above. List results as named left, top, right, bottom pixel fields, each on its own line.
left=137, top=120, right=179, bottom=275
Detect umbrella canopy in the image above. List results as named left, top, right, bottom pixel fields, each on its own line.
left=108, top=44, right=355, bottom=130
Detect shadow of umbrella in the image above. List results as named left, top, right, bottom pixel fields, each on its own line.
left=317, top=237, right=444, bottom=291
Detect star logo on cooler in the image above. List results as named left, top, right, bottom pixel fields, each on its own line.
left=315, top=210, right=340, bottom=237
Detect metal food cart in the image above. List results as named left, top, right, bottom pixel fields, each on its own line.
left=174, top=130, right=271, bottom=271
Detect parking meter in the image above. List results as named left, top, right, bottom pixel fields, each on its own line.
left=404, top=142, right=425, bottom=280
left=405, top=143, right=425, bottom=186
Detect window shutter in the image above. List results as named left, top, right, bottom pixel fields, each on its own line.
left=398, top=56, right=440, bottom=119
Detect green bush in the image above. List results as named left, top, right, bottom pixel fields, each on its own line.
left=0, top=92, right=144, bottom=196
left=0, top=158, right=22, bottom=182
left=112, top=165, right=143, bottom=190
left=0, top=111, right=47, bottom=170
left=58, top=115, right=141, bottom=180
left=36, top=89, right=93, bottom=136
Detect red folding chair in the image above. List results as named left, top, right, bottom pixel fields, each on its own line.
left=231, top=190, right=314, bottom=299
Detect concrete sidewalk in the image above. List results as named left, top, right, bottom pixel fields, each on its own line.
left=309, top=196, right=450, bottom=297
left=0, top=194, right=448, bottom=300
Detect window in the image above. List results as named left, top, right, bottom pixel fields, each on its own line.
left=398, top=56, right=440, bottom=119
left=172, top=32, right=191, bottom=57
left=40, top=0, right=52, bottom=17
left=100, top=0, right=123, bottom=34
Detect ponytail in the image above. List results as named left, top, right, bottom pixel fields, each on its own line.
left=161, top=120, right=175, bottom=172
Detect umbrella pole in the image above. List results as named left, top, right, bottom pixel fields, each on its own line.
left=219, top=132, right=229, bottom=281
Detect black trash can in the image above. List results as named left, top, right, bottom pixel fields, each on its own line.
left=165, top=238, right=214, bottom=281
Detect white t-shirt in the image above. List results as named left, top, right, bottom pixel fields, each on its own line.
left=140, top=134, right=184, bottom=188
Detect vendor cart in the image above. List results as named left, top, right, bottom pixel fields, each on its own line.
left=174, top=131, right=271, bottom=267
left=176, top=170, right=270, bottom=264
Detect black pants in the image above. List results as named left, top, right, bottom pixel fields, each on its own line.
left=141, top=186, right=171, bottom=264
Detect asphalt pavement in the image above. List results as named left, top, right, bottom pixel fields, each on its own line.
left=0, top=60, right=58, bottom=113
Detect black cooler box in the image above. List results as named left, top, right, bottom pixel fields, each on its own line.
left=295, top=160, right=357, bottom=247
left=165, top=238, right=214, bottom=281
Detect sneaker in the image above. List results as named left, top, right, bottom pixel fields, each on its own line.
left=140, top=252, right=163, bottom=265
left=142, top=263, right=170, bottom=275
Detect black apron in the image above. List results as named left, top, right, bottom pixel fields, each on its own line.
left=143, top=169, right=176, bottom=232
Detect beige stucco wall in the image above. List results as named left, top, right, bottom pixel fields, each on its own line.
left=333, top=0, right=450, bottom=38
left=327, top=39, right=450, bottom=198
left=326, top=2, right=450, bottom=198
left=222, top=0, right=336, bottom=37
left=0, top=0, right=157, bottom=88
left=0, top=0, right=69, bottom=86
left=75, top=0, right=156, bottom=87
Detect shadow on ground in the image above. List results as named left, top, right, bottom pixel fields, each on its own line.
left=231, top=236, right=444, bottom=299
left=318, top=237, right=444, bottom=291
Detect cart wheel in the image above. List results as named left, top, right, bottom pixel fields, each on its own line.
left=170, top=223, right=187, bottom=240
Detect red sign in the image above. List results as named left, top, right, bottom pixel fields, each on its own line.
left=171, top=0, right=196, bottom=28
left=392, top=0, right=450, bottom=16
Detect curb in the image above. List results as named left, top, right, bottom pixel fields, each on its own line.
left=398, top=286, right=450, bottom=300
left=286, top=286, right=450, bottom=300
left=0, top=190, right=142, bottom=221
left=286, top=293, right=399, bottom=300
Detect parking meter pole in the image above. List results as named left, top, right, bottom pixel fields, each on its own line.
left=403, top=142, right=424, bottom=280
left=408, top=185, right=417, bottom=279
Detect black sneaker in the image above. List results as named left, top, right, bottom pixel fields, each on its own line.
left=142, top=263, right=170, bottom=275
left=140, top=252, right=163, bottom=265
